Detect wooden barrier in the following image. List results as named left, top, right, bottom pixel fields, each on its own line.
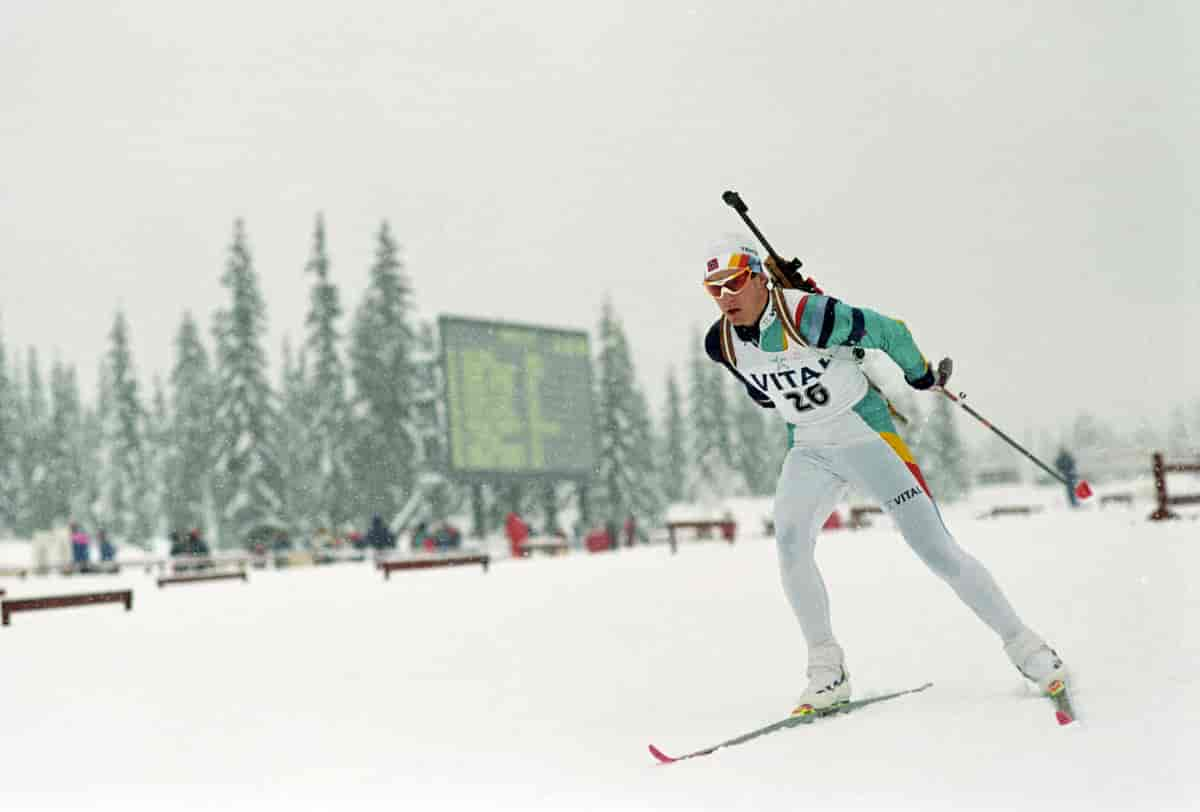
left=2, top=589, right=133, bottom=626
left=158, top=571, right=248, bottom=588
left=379, top=554, right=490, bottom=579
left=1100, top=492, right=1135, bottom=508
left=0, top=567, right=28, bottom=579
left=0, top=588, right=5, bottom=597
left=1149, top=452, right=1200, bottom=520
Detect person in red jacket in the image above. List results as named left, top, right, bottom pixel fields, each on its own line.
left=505, top=512, right=530, bottom=558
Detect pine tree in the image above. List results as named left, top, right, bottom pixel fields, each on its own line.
left=166, top=312, right=215, bottom=537
left=916, top=393, right=971, bottom=502
left=1070, top=411, right=1110, bottom=458
left=45, top=361, right=85, bottom=527
left=23, top=349, right=57, bottom=533
left=593, top=299, right=665, bottom=531
left=277, top=338, right=318, bottom=538
left=348, top=221, right=417, bottom=524
left=687, top=331, right=739, bottom=504
left=303, top=214, right=353, bottom=532
left=0, top=329, right=20, bottom=533
left=144, top=376, right=171, bottom=540
left=1167, top=403, right=1197, bottom=458
left=99, top=311, right=154, bottom=546
left=80, top=360, right=111, bottom=529
left=211, top=220, right=284, bottom=548
left=730, top=387, right=776, bottom=496
left=661, top=367, right=688, bottom=504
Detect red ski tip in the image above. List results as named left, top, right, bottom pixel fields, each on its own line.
left=1056, top=711, right=1074, bottom=726
left=1074, top=480, right=1093, bottom=500
left=648, top=744, right=676, bottom=764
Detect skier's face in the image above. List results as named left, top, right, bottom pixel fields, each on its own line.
left=705, top=268, right=768, bottom=326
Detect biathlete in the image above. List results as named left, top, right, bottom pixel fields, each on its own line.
left=701, top=237, right=1067, bottom=716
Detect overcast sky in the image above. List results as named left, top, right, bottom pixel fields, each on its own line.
left=1, top=1, right=1195, bottom=446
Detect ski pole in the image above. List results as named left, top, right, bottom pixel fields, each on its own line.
left=936, top=383, right=1093, bottom=500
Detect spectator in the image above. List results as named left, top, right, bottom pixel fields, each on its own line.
left=623, top=514, right=637, bottom=547
left=505, top=511, right=530, bottom=558
left=348, top=529, right=366, bottom=551
left=1055, top=448, right=1080, bottom=508
left=169, top=530, right=187, bottom=557
left=411, top=521, right=429, bottom=551
left=312, top=527, right=335, bottom=551
left=186, top=528, right=211, bottom=557
left=70, top=523, right=91, bottom=570
left=365, top=515, right=395, bottom=550
left=434, top=522, right=462, bottom=551
left=585, top=524, right=613, bottom=553
left=98, top=529, right=116, bottom=563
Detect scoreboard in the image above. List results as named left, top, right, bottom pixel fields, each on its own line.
left=439, top=316, right=596, bottom=479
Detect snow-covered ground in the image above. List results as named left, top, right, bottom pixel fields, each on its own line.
left=1, top=485, right=1197, bottom=811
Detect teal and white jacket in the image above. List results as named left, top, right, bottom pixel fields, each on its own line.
left=704, top=288, right=936, bottom=445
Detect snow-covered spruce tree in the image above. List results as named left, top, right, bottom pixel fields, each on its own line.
left=915, top=391, right=971, bottom=503
left=19, top=349, right=57, bottom=534
left=211, top=220, right=284, bottom=548
left=593, top=299, right=665, bottom=531
left=302, top=214, right=353, bottom=533
left=348, top=221, right=417, bottom=525
left=99, top=311, right=155, bottom=546
left=166, top=312, right=215, bottom=537
left=277, top=338, right=318, bottom=538
left=79, top=359, right=111, bottom=529
left=661, top=367, right=689, bottom=504
left=0, top=330, right=20, bottom=533
left=144, top=376, right=172, bottom=540
left=730, top=385, right=776, bottom=496
left=1167, top=403, right=1198, bottom=458
left=45, top=361, right=86, bottom=527
left=687, top=330, right=739, bottom=504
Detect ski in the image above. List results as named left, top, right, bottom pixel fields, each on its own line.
left=648, top=682, right=933, bottom=765
left=1047, top=678, right=1077, bottom=726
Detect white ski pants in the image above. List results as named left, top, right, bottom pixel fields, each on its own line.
left=773, top=433, right=1027, bottom=662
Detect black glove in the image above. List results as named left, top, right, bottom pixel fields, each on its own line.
left=907, top=357, right=953, bottom=390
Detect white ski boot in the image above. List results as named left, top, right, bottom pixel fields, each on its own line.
left=1004, top=629, right=1067, bottom=695
left=791, top=642, right=851, bottom=716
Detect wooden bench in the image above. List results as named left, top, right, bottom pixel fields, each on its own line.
left=849, top=505, right=884, bottom=529
left=520, top=540, right=571, bottom=557
left=978, top=505, right=1044, bottom=519
left=2, top=589, right=133, bottom=626
left=158, top=571, right=248, bottom=588
left=378, top=554, right=490, bottom=579
left=666, top=520, right=736, bottom=552
left=171, top=555, right=250, bottom=574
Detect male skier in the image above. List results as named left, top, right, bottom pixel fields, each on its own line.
left=701, top=237, right=1067, bottom=715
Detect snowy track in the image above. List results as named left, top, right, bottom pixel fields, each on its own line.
left=1, top=500, right=1197, bottom=810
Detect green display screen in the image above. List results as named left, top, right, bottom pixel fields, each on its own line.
left=439, top=316, right=596, bottom=479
